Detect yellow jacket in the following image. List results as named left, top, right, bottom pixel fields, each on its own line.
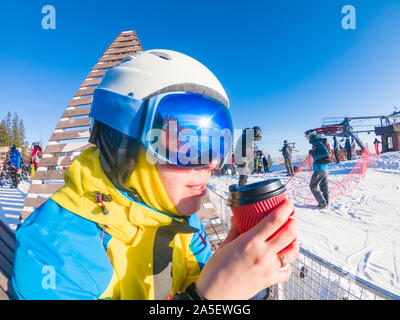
left=12, top=147, right=212, bottom=299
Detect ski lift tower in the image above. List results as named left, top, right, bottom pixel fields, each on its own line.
left=306, top=110, right=400, bottom=153
left=307, top=117, right=367, bottom=152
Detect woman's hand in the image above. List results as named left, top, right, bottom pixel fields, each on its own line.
left=196, top=199, right=298, bottom=300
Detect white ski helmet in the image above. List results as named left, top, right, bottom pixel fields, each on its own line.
left=97, top=49, right=229, bottom=107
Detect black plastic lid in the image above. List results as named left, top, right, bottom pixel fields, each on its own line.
left=228, top=179, right=286, bottom=207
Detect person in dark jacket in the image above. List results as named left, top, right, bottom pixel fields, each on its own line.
left=281, top=140, right=294, bottom=176
left=0, top=168, right=5, bottom=187
left=305, top=131, right=330, bottom=208
left=262, top=155, right=269, bottom=173
left=345, top=138, right=352, bottom=160
left=1, top=160, right=9, bottom=185
left=333, top=136, right=340, bottom=163
left=9, top=144, right=23, bottom=188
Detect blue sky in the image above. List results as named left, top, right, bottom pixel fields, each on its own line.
left=1, top=0, right=400, bottom=160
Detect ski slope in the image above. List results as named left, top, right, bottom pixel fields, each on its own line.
left=208, top=151, right=400, bottom=297
left=0, top=153, right=398, bottom=298
left=0, top=183, right=27, bottom=231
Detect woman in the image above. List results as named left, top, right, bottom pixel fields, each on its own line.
left=12, top=50, right=298, bottom=300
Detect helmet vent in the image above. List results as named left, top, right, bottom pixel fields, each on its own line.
left=149, top=51, right=172, bottom=60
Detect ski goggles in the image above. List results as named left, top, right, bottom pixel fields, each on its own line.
left=90, top=89, right=234, bottom=169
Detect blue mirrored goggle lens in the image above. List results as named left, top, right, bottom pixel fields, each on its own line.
left=146, top=93, right=233, bottom=168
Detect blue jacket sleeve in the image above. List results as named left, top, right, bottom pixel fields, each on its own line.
left=188, top=214, right=213, bottom=270
left=12, top=199, right=114, bottom=300
left=17, top=152, right=22, bottom=168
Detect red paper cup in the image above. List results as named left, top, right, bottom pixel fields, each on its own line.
left=228, top=179, right=288, bottom=234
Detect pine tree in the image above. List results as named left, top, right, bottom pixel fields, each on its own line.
left=19, top=119, right=28, bottom=159
left=0, top=120, right=9, bottom=146
left=18, top=118, right=27, bottom=146
left=11, top=112, right=22, bottom=147
left=4, top=112, right=12, bottom=145
left=0, top=111, right=27, bottom=147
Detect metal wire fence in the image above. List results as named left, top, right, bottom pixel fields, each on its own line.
left=204, top=187, right=400, bottom=300
left=274, top=248, right=400, bottom=300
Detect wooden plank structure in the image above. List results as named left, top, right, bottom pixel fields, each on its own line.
left=21, top=30, right=143, bottom=221
left=0, top=219, right=17, bottom=300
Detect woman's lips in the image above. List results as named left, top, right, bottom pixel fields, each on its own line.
left=187, top=184, right=207, bottom=196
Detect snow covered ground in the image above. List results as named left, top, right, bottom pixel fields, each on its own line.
left=0, top=153, right=398, bottom=298
left=208, top=151, right=400, bottom=297
left=0, top=181, right=29, bottom=231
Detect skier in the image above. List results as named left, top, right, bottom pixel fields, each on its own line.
left=253, top=151, right=258, bottom=174
left=332, top=136, right=340, bottom=163
left=256, top=151, right=263, bottom=173
left=12, top=50, right=297, bottom=300
left=8, top=144, right=22, bottom=188
left=262, top=154, right=269, bottom=173
left=373, top=138, right=381, bottom=155
left=281, top=140, right=294, bottom=176
left=1, top=160, right=9, bottom=185
left=234, top=126, right=263, bottom=186
left=30, top=143, right=41, bottom=172
left=0, top=167, right=5, bottom=187
left=345, top=138, right=352, bottom=160
left=305, top=130, right=330, bottom=208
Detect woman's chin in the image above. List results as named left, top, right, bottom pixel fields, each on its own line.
left=176, top=196, right=203, bottom=216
